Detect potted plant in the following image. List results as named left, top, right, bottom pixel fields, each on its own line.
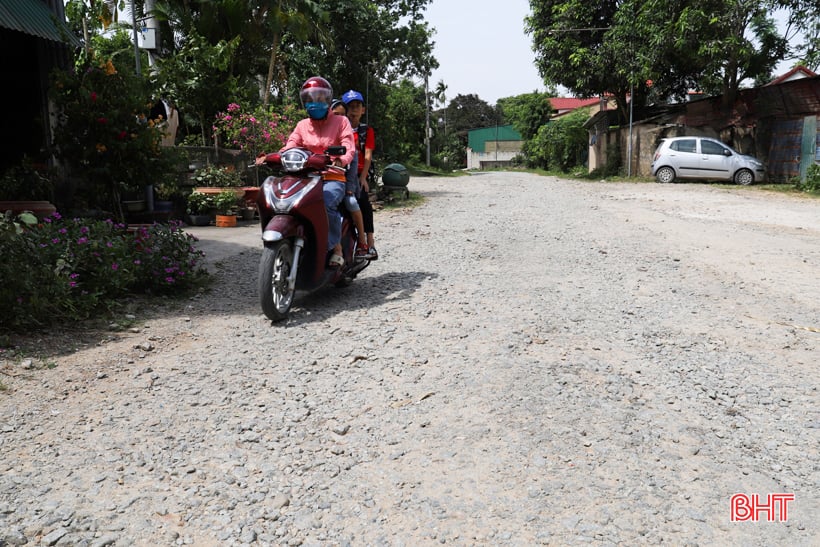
left=212, top=189, right=240, bottom=227
left=186, top=191, right=214, bottom=226
left=154, top=173, right=181, bottom=213
left=0, top=161, right=57, bottom=219
left=191, top=164, right=243, bottom=188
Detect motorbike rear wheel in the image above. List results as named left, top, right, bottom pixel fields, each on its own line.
left=259, top=240, right=295, bottom=321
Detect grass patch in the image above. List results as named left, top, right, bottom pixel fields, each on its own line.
left=380, top=190, right=426, bottom=210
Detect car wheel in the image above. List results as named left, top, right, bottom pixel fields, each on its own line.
left=734, top=169, right=753, bottom=186
left=655, top=166, right=675, bottom=184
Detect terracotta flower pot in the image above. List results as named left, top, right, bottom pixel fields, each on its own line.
left=215, top=214, right=236, bottom=227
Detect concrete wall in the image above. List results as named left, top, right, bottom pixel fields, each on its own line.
left=467, top=146, right=522, bottom=170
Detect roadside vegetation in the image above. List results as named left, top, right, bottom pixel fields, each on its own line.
left=3, top=0, right=816, bottom=333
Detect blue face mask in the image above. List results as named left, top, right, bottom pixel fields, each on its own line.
left=305, top=102, right=329, bottom=120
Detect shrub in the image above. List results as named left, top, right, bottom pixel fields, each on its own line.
left=191, top=165, right=244, bottom=187
left=0, top=212, right=209, bottom=330
left=50, top=56, right=177, bottom=218
left=212, top=102, right=298, bottom=158
left=186, top=191, right=215, bottom=215
left=213, top=190, right=240, bottom=214
left=799, top=163, right=820, bottom=193
left=0, top=160, right=54, bottom=201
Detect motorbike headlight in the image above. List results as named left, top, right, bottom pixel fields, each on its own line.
left=281, top=149, right=309, bottom=172
left=261, top=176, right=320, bottom=213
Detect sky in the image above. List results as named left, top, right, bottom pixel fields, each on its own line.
left=421, top=1, right=804, bottom=106
left=423, top=0, right=544, bottom=105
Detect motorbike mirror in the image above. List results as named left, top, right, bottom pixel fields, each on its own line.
left=325, top=146, right=346, bottom=156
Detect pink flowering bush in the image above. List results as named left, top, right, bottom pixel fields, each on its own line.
left=0, top=212, right=209, bottom=330
left=212, top=102, right=299, bottom=157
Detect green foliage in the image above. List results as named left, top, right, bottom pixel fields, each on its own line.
left=213, top=102, right=299, bottom=158
left=527, top=0, right=800, bottom=116
left=380, top=79, right=427, bottom=164
left=151, top=31, right=254, bottom=145
left=186, top=191, right=215, bottom=215
left=0, top=212, right=208, bottom=331
left=799, top=163, right=820, bottom=193
left=0, top=160, right=54, bottom=201
left=525, top=108, right=590, bottom=172
left=49, top=55, right=176, bottom=217
left=497, top=92, right=553, bottom=140
left=213, top=190, right=241, bottom=214
left=191, top=165, right=243, bottom=187
left=445, top=94, right=500, bottom=133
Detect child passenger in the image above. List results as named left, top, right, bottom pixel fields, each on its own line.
left=331, top=98, right=369, bottom=258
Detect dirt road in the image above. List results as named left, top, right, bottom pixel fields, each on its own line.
left=1, top=173, right=818, bottom=546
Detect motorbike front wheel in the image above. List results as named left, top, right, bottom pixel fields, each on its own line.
left=259, top=240, right=295, bottom=321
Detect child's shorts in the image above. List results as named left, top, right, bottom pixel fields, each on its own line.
left=344, top=193, right=360, bottom=212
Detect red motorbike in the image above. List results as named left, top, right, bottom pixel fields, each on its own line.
left=255, top=147, right=370, bottom=321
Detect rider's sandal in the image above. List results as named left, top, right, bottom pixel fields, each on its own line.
left=355, top=242, right=369, bottom=258
left=328, top=254, right=344, bottom=269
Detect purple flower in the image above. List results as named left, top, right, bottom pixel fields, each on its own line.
left=111, top=263, right=119, bottom=271
left=51, top=238, right=60, bottom=244
left=165, top=276, right=175, bottom=283
left=133, top=259, right=141, bottom=265
left=69, top=281, right=78, bottom=288
left=80, top=226, right=89, bottom=234
left=77, top=237, right=88, bottom=245
left=59, top=228, right=68, bottom=234
left=70, top=273, right=79, bottom=279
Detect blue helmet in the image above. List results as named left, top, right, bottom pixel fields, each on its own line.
left=342, top=89, right=364, bottom=104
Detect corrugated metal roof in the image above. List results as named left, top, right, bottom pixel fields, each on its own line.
left=0, top=0, right=79, bottom=45
left=467, top=125, right=522, bottom=152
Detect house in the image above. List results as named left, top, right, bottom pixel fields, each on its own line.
left=0, top=0, right=78, bottom=174
left=766, top=65, right=817, bottom=86
left=549, top=97, right=604, bottom=118
left=466, top=125, right=523, bottom=170
left=465, top=97, right=613, bottom=170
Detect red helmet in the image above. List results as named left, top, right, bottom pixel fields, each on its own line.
left=299, top=76, right=333, bottom=107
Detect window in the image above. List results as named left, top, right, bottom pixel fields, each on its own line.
left=670, top=139, right=697, bottom=153
left=701, top=140, right=728, bottom=156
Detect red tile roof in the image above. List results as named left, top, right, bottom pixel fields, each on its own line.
left=767, top=65, right=817, bottom=86
left=548, top=97, right=601, bottom=111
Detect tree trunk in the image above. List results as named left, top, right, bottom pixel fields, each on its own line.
left=263, top=32, right=281, bottom=106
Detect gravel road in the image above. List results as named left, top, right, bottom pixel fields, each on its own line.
left=1, top=172, right=818, bottom=546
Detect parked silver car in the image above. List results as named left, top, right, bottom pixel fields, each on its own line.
left=651, top=136, right=766, bottom=185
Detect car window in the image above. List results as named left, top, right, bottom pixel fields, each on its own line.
left=670, top=139, right=697, bottom=153
left=701, top=140, right=728, bottom=156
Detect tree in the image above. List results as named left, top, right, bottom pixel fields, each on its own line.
left=497, top=92, right=553, bottom=140
left=379, top=79, right=427, bottom=163
left=445, top=94, right=499, bottom=134
left=256, top=0, right=327, bottom=105
left=526, top=0, right=812, bottom=116
left=525, top=108, right=590, bottom=172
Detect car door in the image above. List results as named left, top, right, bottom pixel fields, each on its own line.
left=699, top=138, right=733, bottom=181
left=667, top=138, right=699, bottom=179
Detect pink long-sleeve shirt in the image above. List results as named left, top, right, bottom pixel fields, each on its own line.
left=282, top=112, right=356, bottom=168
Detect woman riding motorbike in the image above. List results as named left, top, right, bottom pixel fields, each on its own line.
left=256, top=76, right=355, bottom=268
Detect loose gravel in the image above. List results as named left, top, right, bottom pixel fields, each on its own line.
left=1, top=172, right=818, bottom=546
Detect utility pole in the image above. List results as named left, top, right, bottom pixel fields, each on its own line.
left=425, top=73, right=431, bottom=167
left=131, top=0, right=141, bottom=76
